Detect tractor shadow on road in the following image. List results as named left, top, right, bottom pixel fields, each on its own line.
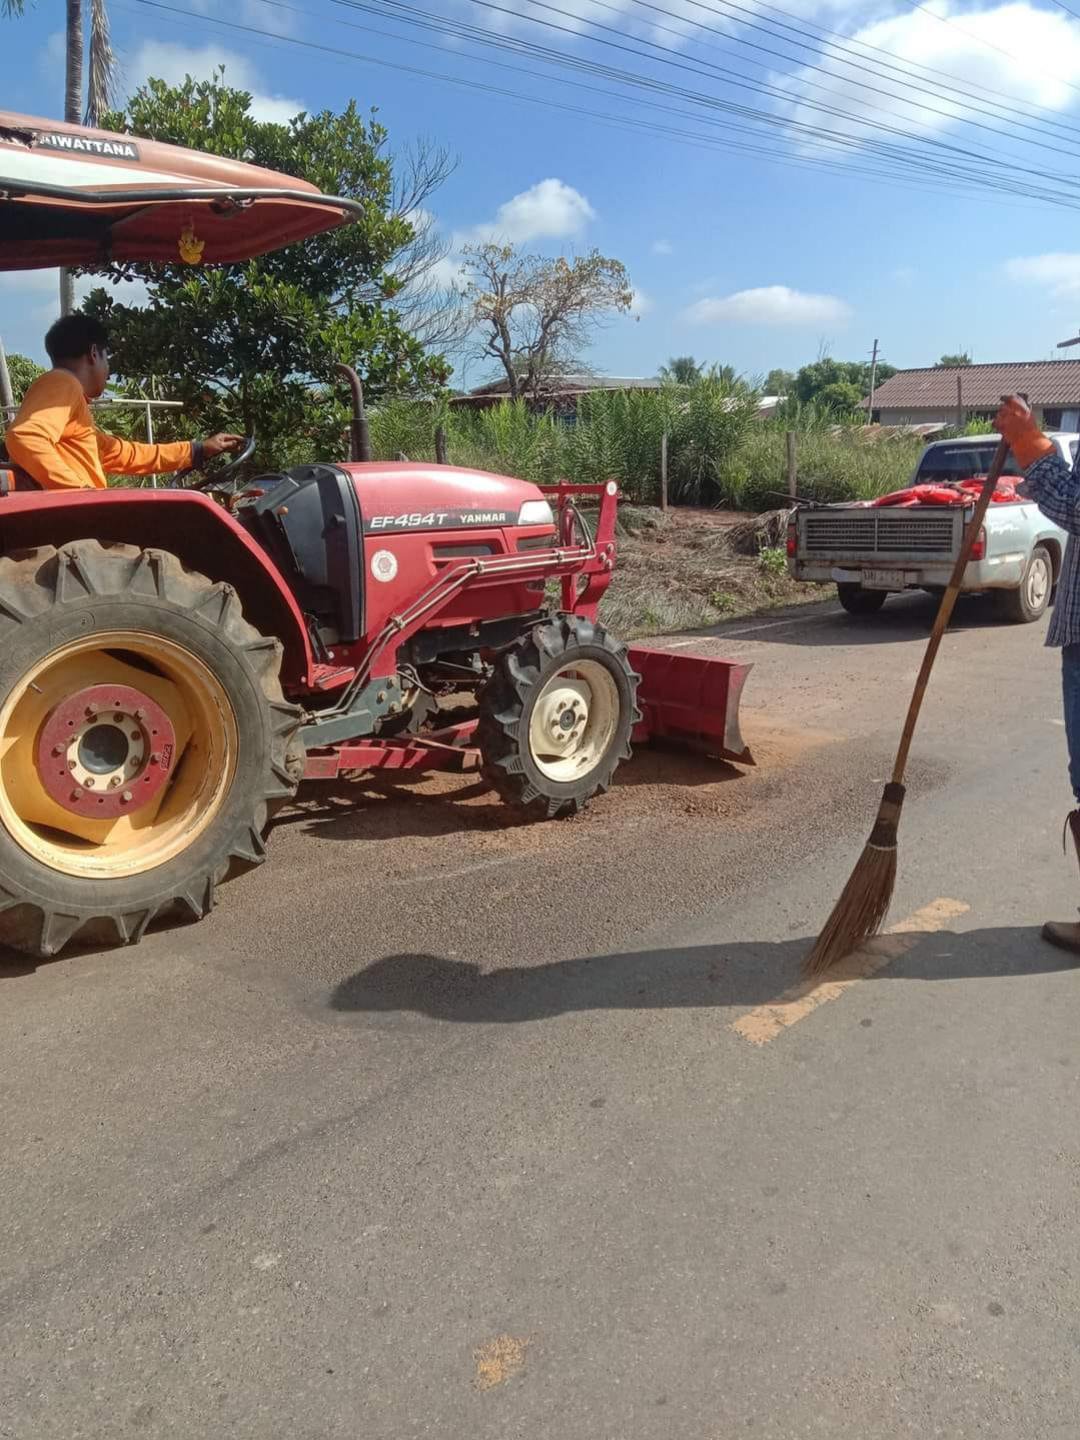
left=328, top=924, right=1078, bottom=1023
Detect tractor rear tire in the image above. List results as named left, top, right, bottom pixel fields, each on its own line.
left=0, top=541, right=301, bottom=958
left=479, top=615, right=638, bottom=820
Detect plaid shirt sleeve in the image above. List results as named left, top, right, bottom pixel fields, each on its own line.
left=1020, top=448, right=1080, bottom=535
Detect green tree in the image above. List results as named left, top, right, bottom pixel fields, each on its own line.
left=764, top=367, right=795, bottom=395
left=461, top=242, right=632, bottom=401
left=659, top=355, right=702, bottom=384
left=707, top=362, right=743, bottom=390
left=793, top=358, right=896, bottom=407
left=936, top=351, right=972, bottom=367
left=815, top=380, right=865, bottom=415
left=8, top=353, right=43, bottom=402
left=81, top=73, right=450, bottom=469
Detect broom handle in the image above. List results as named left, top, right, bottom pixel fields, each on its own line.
left=890, top=435, right=1012, bottom=785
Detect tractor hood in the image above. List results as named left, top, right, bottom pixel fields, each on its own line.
left=344, top=462, right=552, bottom=532
left=0, top=110, right=362, bottom=270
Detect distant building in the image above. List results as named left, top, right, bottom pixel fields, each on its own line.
left=868, top=361, right=1080, bottom=429
left=453, top=374, right=785, bottom=421
left=452, top=374, right=662, bottom=416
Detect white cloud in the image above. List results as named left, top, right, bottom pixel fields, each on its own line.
left=780, top=3, right=1080, bottom=146
left=129, top=41, right=304, bottom=125
left=1005, top=253, right=1080, bottom=298
left=463, top=178, right=595, bottom=245
left=652, top=239, right=674, bottom=256
left=630, top=287, right=652, bottom=316
left=685, top=285, right=850, bottom=327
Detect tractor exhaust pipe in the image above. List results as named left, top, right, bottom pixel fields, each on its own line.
left=334, top=363, right=372, bottom=462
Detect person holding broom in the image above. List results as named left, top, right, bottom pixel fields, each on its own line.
left=995, top=395, right=1080, bottom=953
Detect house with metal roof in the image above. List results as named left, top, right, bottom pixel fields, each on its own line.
left=868, top=361, right=1080, bottom=429
left=451, top=374, right=663, bottom=413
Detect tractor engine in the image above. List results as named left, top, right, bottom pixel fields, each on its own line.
left=236, top=459, right=564, bottom=708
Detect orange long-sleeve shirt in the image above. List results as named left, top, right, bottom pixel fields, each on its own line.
left=5, top=369, right=193, bottom=490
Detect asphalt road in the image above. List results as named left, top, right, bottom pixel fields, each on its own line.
left=3, top=590, right=1080, bottom=1439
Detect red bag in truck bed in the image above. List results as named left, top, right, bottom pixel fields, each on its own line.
left=869, top=478, right=1023, bottom=508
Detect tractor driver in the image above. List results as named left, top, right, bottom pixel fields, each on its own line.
left=4, top=315, right=242, bottom=490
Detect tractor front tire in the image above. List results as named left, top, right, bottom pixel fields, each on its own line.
left=479, top=615, right=638, bottom=820
left=0, top=541, right=301, bottom=958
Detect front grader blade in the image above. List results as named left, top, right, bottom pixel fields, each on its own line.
left=628, top=645, right=754, bottom=766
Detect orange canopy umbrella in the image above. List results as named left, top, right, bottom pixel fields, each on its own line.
left=0, top=110, right=363, bottom=270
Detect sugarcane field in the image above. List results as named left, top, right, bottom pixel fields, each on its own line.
left=5, top=11, right=1080, bottom=1438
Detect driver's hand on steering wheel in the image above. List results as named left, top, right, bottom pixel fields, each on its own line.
left=200, top=433, right=246, bottom=461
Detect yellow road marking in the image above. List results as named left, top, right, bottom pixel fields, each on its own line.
left=731, top=897, right=969, bottom=1047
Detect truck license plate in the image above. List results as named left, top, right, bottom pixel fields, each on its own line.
left=862, top=569, right=905, bottom=589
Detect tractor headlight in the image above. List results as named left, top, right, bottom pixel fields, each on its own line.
left=517, top=499, right=555, bottom=527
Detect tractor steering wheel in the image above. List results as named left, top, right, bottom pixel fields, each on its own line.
left=188, top=434, right=257, bottom=492
left=169, top=434, right=257, bottom=493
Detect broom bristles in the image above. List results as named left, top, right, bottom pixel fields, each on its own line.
left=803, top=783, right=905, bottom=978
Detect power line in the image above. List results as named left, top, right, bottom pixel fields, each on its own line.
left=338, top=0, right=1080, bottom=192
left=435, top=0, right=1080, bottom=179
left=897, top=0, right=1080, bottom=100
left=631, top=0, right=1080, bottom=149
left=127, top=0, right=1080, bottom=216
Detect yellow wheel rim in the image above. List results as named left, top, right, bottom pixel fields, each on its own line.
left=527, top=659, right=620, bottom=783
left=0, top=631, right=237, bottom=880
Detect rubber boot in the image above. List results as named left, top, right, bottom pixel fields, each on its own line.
left=1042, top=810, right=1080, bottom=955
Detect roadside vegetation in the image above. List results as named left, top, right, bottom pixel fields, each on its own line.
left=368, top=382, right=927, bottom=511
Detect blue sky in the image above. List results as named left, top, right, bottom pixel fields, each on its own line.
left=4, top=0, right=1080, bottom=382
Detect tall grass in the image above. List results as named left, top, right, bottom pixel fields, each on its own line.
left=368, top=380, right=921, bottom=510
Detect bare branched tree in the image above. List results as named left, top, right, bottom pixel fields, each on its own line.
left=459, top=243, right=633, bottom=401
left=385, top=139, right=470, bottom=353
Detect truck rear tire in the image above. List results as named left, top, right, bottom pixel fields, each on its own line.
left=478, top=615, right=638, bottom=819
left=837, top=583, right=888, bottom=616
left=0, top=541, right=301, bottom=958
left=996, top=544, right=1052, bottom=624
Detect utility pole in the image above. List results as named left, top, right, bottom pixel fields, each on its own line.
left=866, top=337, right=879, bottom=425
left=955, top=373, right=964, bottom=429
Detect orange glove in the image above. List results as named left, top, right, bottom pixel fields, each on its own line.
left=993, top=395, right=1055, bottom=469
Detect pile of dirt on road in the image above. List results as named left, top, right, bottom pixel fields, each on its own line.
left=599, top=506, right=821, bottom=639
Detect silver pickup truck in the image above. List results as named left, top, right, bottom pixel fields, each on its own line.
left=788, top=433, right=1076, bottom=623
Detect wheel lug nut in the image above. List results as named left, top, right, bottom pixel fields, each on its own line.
left=52, top=744, right=64, bottom=756
left=71, top=787, right=83, bottom=800
left=150, top=752, right=160, bottom=765
left=120, top=790, right=133, bottom=804
left=85, top=706, right=96, bottom=718
left=133, top=708, right=146, bottom=721
left=84, top=778, right=95, bottom=790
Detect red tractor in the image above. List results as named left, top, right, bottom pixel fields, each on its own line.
left=0, top=111, right=752, bottom=958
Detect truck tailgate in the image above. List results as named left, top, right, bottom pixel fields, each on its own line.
left=798, top=508, right=963, bottom=564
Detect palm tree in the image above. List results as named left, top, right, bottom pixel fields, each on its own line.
left=3, top=0, right=117, bottom=313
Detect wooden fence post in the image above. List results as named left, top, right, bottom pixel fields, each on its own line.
left=660, top=431, right=669, bottom=511
left=785, top=431, right=797, bottom=499
left=435, top=426, right=448, bottom=465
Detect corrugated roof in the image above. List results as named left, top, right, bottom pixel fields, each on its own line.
left=870, top=361, right=1080, bottom=409
left=465, top=374, right=661, bottom=397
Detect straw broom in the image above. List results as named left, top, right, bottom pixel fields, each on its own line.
left=803, top=432, right=1012, bottom=977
